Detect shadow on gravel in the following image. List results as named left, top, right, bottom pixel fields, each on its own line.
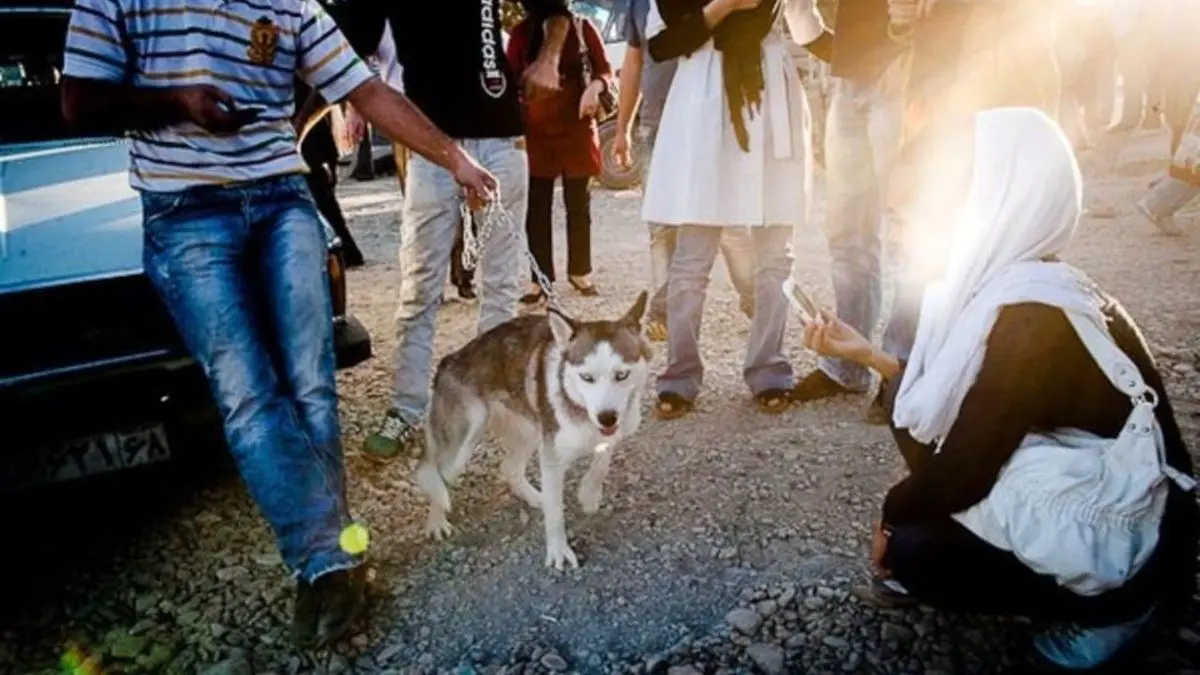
left=0, top=434, right=233, bottom=667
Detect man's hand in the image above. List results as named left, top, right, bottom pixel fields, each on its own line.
left=169, top=85, right=250, bottom=134
left=612, top=130, right=634, bottom=170
left=579, top=81, right=602, bottom=119
left=450, top=150, right=499, bottom=211
left=342, top=104, right=366, bottom=150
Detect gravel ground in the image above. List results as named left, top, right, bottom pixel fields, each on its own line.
left=3, top=129, right=1200, bottom=675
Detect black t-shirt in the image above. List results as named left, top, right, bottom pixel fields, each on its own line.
left=322, top=0, right=569, bottom=140
left=829, top=0, right=902, bottom=83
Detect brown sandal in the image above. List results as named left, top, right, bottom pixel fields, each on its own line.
left=655, top=392, right=694, bottom=420
left=755, top=388, right=791, bottom=415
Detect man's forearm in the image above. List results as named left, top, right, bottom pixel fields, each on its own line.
left=346, top=78, right=465, bottom=175
left=62, top=77, right=182, bottom=134
left=616, top=47, right=644, bottom=137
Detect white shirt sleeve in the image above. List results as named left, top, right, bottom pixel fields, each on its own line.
left=646, top=0, right=666, bottom=40
left=783, top=0, right=826, bottom=45
left=375, top=21, right=404, bottom=93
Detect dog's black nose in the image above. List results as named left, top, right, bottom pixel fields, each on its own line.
left=597, top=410, right=618, bottom=428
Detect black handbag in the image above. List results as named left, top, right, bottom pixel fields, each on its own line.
left=575, top=16, right=618, bottom=122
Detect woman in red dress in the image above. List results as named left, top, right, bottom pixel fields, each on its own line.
left=507, top=11, right=614, bottom=303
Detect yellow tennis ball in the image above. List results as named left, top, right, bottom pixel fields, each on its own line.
left=339, top=523, right=370, bottom=555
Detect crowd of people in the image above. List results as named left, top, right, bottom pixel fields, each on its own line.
left=58, top=0, right=1198, bottom=669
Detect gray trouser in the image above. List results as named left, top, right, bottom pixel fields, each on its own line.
left=640, top=124, right=756, bottom=322
left=391, top=137, right=529, bottom=422
left=657, top=225, right=795, bottom=400
left=1144, top=174, right=1200, bottom=218
left=648, top=225, right=755, bottom=321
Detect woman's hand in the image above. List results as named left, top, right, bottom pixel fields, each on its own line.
left=579, top=80, right=603, bottom=119
left=801, top=311, right=873, bottom=364
left=729, top=0, right=764, bottom=10
left=871, top=522, right=893, bottom=578
left=613, top=130, right=634, bottom=169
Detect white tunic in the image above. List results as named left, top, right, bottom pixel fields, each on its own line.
left=642, top=0, right=826, bottom=228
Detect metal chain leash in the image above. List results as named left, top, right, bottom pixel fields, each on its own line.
left=459, top=195, right=562, bottom=310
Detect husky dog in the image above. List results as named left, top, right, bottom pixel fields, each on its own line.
left=415, top=292, right=651, bottom=570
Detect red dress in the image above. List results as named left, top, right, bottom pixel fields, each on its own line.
left=506, top=16, right=612, bottom=179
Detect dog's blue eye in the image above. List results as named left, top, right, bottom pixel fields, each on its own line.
left=580, top=374, right=595, bottom=383
left=614, top=370, right=629, bottom=382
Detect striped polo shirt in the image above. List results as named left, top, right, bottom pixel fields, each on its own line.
left=62, top=0, right=373, bottom=192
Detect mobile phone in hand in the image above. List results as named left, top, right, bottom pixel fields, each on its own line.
left=781, top=277, right=822, bottom=325
left=231, top=105, right=265, bottom=125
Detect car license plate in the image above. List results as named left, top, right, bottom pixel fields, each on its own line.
left=41, top=423, right=171, bottom=484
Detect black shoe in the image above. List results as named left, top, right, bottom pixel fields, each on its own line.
left=850, top=576, right=918, bottom=609
left=292, top=565, right=370, bottom=649
left=456, top=284, right=477, bottom=300
left=790, top=370, right=855, bottom=403
left=520, top=288, right=546, bottom=305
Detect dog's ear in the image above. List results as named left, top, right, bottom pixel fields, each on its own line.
left=621, top=290, right=649, bottom=330
left=547, top=307, right=577, bottom=345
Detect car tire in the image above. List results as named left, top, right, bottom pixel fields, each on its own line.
left=596, top=118, right=645, bottom=191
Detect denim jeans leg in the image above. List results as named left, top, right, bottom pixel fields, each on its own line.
left=470, top=137, right=529, bottom=333
left=648, top=223, right=676, bottom=322
left=1144, top=174, right=1200, bottom=217
left=392, top=154, right=459, bottom=423
left=818, top=80, right=892, bottom=392
left=881, top=266, right=923, bottom=362
left=252, top=177, right=347, bottom=496
left=717, top=228, right=757, bottom=316
left=141, top=182, right=354, bottom=583
left=743, top=226, right=795, bottom=395
left=658, top=225, right=723, bottom=401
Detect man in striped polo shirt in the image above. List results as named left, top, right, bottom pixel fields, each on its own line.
left=61, top=0, right=496, bottom=647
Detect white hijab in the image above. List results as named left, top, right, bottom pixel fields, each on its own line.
left=892, top=108, right=1105, bottom=445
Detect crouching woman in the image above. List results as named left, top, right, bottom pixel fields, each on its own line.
left=804, top=107, right=1198, bottom=672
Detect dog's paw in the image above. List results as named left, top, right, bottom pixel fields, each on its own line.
left=544, top=539, right=579, bottom=571
left=577, top=481, right=603, bottom=515
left=424, top=512, right=453, bottom=541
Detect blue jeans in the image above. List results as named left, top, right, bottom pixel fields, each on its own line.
left=658, top=225, right=794, bottom=400
left=821, top=78, right=919, bottom=389
left=141, top=175, right=357, bottom=583
left=392, top=137, right=529, bottom=422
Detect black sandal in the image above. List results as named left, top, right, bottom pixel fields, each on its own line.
left=519, top=289, right=546, bottom=305
left=755, top=388, right=791, bottom=415
left=655, top=392, right=694, bottom=420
